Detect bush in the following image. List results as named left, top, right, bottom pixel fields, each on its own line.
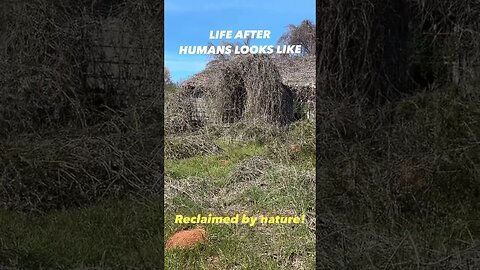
left=0, top=132, right=162, bottom=212
left=164, top=89, right=199, bottom=135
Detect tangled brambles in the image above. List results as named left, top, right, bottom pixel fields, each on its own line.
left=211, top=55, right=294, bottom=126
left=0, top=133, right=161, bottom=212
left=165, top=90, right=200, bottom=134
left=173, top=54, right=297, bottom=133
left=165, top=134, right=223, bottom=159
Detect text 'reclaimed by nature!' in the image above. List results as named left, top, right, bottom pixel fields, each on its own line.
left=174, top=213, right=306, bottom=227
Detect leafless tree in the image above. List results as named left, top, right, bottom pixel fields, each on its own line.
left=277, top=19, right=316, bottom=55
left=207, top=37, right=251, bottom=63
left=164, top=66, right=173, bottom=85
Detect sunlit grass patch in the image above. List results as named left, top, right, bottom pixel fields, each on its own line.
left=165, top=142, right=266, bottom=181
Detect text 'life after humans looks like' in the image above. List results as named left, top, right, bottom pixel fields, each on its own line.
left=209, top=30, right=271, bottom=40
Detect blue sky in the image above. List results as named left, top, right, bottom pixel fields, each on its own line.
left=165, top=0, right=315, bottom=83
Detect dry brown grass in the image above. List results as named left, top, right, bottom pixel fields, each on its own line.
left=165, top=134, right=223, bottom=160
left=0, top=131, right=162, bottom=212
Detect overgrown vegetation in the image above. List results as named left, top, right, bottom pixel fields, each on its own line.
left=164, top=35, right=316, bottom=266
left=211, top=55, right=293, bottom=126
left=317, top=0, right=480, bottom=268
left=0, top=1, right=163, bottom=269
left=164, top=117, right=316, bottom=269
left=277, top=19, right=315, bottom=56
left=0, top=130, right=162, bottom=212
left=318, top=85, right=480, bottom=269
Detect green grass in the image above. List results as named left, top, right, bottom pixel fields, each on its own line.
left=164, top=132, right=315, bottom=269
left=165, top=142, right=266, bottom=181
left=164, top=224, right=315, bottom=270
left=164, top=212, right=315, bottom=270
left=0, top=197, right=164, bottom=269
left=0, top=121, right=316, bottom=269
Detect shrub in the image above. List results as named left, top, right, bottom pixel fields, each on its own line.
left=0, top=132, right=162, bottom=212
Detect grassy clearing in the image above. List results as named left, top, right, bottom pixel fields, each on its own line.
left=164, top=122, right=316, bottom=269
left=165, top=141, right=265, bottom=181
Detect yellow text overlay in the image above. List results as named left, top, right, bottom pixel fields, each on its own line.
left=174, top=214, right=306, bottom=227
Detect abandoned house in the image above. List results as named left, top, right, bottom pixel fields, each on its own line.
left=180, top=55, right=315, bottom=127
